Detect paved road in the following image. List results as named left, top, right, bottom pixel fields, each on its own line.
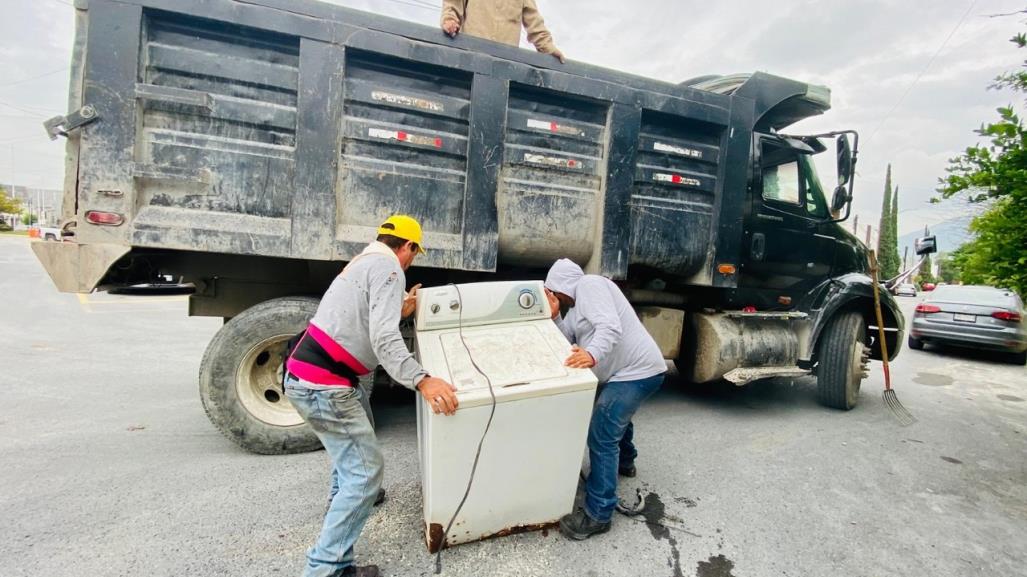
left=2, top=235, right=1025, bottom=577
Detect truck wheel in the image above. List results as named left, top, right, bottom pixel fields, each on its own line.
left=199, top=296, right=321, bottom=454
left=1011, top=350, right=1027, bottom=366
left=907, top=335, right=924, bottom=350
left=816, top=311, right=869, bottom=410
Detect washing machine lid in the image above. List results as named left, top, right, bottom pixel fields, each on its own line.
left=421, top=320, right=597, bottom=409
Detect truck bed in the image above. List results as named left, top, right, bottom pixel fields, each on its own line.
left=61, top=0, right=826, bottom=289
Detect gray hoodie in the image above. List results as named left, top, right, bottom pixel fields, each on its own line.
left=544, top=259, right=666, bottom=384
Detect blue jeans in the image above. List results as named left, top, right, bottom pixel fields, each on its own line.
left=584, top=374, right=665, bottom=523
left=285, top=377, right=384, bottom=577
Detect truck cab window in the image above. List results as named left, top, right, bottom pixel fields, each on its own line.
left=799, top=155, right=828, bottom=218
left=762, top=161, right=801, bottom=205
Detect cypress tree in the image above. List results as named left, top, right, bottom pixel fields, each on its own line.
left=876, top=164, right=899, bottom=278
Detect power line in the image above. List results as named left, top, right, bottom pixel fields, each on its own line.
left=0, top=66, right=70, bottom=89
left=866, top=0, right=979, bottom=144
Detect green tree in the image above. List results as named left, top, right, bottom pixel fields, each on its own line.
left=877, top=164, right=900, bottom=278
left=890, top=185, right=901, bottom=272
left=936, top=252, right=960, bottom=284
left=0, top=186, right=22, bottom=214
left=20, top=212, right=38, bottom=226
left=937, top=32, right=1027, bottom=296
left=917, top=252, right=936, bottom=284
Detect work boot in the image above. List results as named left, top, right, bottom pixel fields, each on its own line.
left=373, top=488, right=386, bottom=507
left=339, top=564, right=379, bottom=577
left=618, top=464, right=637, bottom=478
left=559, top=507, right=611, bottom=540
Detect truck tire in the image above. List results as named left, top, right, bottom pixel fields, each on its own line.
left=907, top=335, right=924, bottom=350
left=199, top=296, right=321, bottom=454
left=816, top=311, right=868, bottom=410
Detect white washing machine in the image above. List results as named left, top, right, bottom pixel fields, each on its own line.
left=414, top=280, right=598, bottom=552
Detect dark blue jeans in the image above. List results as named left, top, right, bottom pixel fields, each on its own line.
left=584, top=373, right=665, bottom=523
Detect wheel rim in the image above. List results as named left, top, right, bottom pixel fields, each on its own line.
left=849, top=339, right=870, bottom=396
left=235, top=334, right=303, bottom=427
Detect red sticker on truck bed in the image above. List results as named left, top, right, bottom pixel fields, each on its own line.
left=653, top=172, right=701, bottom=187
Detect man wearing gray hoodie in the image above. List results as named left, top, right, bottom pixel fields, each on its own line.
left=544, top=258, right=667, bottom=540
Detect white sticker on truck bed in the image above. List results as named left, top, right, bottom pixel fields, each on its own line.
left=371, top=90, right=444, bottom=113
left=526, top=118, right=583, bottom=137
left=654, top=141, right=703, bottom=159
left=368, top=127, right=442, bottom=148
left=524, top=153, right=581, bottom=169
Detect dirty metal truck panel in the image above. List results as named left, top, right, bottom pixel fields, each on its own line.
left=64, top=0, right=820, bottom=288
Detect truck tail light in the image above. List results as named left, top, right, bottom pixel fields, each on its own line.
left=84, top=210, right=124, bottom=226
left=992, top=311, right=1022, bottom=322
left=915, top=304, right=941, bottom=314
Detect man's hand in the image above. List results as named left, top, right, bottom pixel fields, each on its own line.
left=545, top=288, right=560, bottom=320
left=442, top=18, right=460, bottom=37
left=564, top=345, right=595, bottom=369
left=418, top=376, right=459, bottom=415
left=402, top=283, right=421, bottom=319
left=550, top=47, right=566, bottom=63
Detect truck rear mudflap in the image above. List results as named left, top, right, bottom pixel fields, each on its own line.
left=31, top=241, right=130, bottom=293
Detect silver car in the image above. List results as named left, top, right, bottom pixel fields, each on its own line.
left=908, top=285, right=1027, bottom=365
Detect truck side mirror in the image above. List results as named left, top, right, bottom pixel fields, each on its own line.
left=830, top=185, right=850, bottom=213
left=914, top=235, right=937, bottom=256
left=836, top=134, right=852, bottom=186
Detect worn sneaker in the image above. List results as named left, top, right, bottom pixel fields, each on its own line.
left=559, top=508, right=611, bottom=540
left=340, top=564, right=380, bottom=577
left=618, top=464, right=637, bottom=478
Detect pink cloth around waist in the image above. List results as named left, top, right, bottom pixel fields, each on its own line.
left=306, top=322, right=371, bottom=375
left=285, top=358, right=353, bottom=387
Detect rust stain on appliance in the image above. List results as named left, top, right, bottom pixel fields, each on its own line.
left=425, top=521, right=558, bottom=553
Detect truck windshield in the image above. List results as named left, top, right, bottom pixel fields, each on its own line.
left=799, top=154, right=828, bottom=218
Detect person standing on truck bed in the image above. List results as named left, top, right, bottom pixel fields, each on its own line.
left=440, top=0, right=566, bottom=63
left=543, top=258, right=666, bottom=540
left=284, top=215, right=459, bottom=577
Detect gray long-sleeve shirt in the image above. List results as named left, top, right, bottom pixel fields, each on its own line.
left=544, top=259, right=666, bottom=384
left=309, top=242, right=427, bottom=389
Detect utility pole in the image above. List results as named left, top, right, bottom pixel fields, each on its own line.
left=852, top=214, right=859, bottom=234
left=865, top=225, right=872, bottom=247
left=902, top=246, right=909, bottom=271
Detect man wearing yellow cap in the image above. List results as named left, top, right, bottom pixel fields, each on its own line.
left=284, top=215, right=458, bottom=577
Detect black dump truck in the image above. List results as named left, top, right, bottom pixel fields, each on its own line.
left=34, top=0, right=904, bottom=454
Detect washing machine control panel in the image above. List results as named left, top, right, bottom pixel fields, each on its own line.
left=416, top=281, right=550, bottom=331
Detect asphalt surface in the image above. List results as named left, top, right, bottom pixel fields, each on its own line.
left=2, top=235, right=1025, bottom=577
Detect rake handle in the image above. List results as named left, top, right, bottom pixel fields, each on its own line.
left=868, top=250, right=893, bottom=391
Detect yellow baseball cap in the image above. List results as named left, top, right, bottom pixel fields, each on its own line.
left=378, top=214, right=426, bottom=253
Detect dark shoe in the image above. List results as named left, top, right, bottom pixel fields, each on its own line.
left=340, top=564, right=379, bottom=577
left=373, top=488, right=386, bottom=507
left=559, top=508, right=611, bottom=540
left=618, top=464, right=637, bottom=478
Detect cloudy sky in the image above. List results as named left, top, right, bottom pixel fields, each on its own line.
left=2, top=0, right=1025, bottom=238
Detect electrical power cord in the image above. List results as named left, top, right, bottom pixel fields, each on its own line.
left=434, top=283, right=497, bottom=574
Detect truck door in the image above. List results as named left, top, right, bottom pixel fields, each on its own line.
left=740, top=135, right=836, bottom=306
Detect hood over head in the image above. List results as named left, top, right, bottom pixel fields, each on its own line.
left=544, top=258, right=584, bottom=300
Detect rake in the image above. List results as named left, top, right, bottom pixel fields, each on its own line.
left=869, top=250, right=916, bottom=426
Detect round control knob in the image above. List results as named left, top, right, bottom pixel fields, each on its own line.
left=430, top=303, right=440, bottom=314
left=518, top=290, right=536, bottom=309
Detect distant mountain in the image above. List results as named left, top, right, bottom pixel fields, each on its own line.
left=898, top=213, right=974, bottom=256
